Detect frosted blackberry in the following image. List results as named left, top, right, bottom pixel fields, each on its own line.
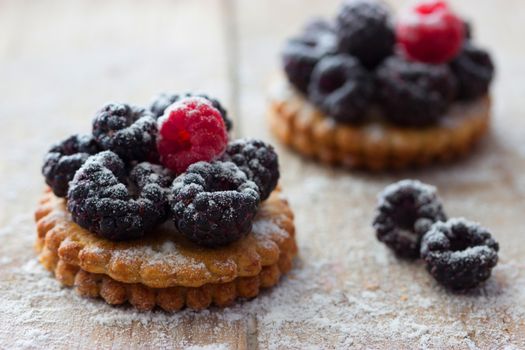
left=282, top=25, right=337, bottom=94
left=421, top=218, right=499, bottom=290
left=309, top=54, right=373, bottom=123
left=450, top=43, right=494, bottom=100
left=129, top=162, right=174, bottom=189
left=170, top=161, right=260, bottom=247
left=376, top=56, right=457, bottom=126
left=92, top=103, right=159, bottom=163
left=67, top=151, right=174, bottom=241
left=221, top=138, right=279, bottom=200
left=42, top=134, right=99, bottom=197
left=373, top=180, right=447, bottom=258
left=335, top=0, right=395, bottom=68
left=148, top=92, right=232, bottom=131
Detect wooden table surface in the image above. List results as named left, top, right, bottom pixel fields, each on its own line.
left=1, top=0, right=525, bottom=349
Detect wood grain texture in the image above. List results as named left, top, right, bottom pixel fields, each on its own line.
left=1, top=0, right=525, bottom=349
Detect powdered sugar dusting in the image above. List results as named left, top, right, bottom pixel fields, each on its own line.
left=127, top=239, right=207, bottom=271
left=2, top=147, right=524, bottom=348
left=2, top=207, right=525, bottom=349
left=252, top=217, right=288, bottom=238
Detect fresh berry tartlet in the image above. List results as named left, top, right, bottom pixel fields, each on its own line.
left=35, top=95, right=297, bottom=311
left=269, top=0, right=495, bottom=170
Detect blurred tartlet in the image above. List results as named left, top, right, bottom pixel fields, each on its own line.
left=268, top=0, right=495, bottom=170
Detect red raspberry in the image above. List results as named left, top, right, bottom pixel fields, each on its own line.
left=157, top=97, right=228, bottom=173
left=396, top=0, right=464, bottom=64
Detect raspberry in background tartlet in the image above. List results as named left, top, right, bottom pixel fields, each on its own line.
left=269, top=0, right=495, bottom=170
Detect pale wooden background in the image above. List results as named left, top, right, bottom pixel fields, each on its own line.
left=1, top=0, right=525, bottom=349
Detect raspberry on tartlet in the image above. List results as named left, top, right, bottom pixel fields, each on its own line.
left=149, top=92, right=233, bottom=131
left=396, top=0, right=465, bottom=64
left=157, top=97, right=229, bottom=174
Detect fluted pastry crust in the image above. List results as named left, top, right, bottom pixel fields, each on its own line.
left=268, top=77, right=490, bottom=170
left=34, top=188, right=297, bottom=311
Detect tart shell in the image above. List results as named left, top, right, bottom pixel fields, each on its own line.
left=34, top=188, right=297, bottom=311
left=268, top=77, right=490, bottom=170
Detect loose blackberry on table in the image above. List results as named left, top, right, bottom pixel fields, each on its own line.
left=420, top=218, right=499, bottom=290
left=281, top=26, right=338, bottom=94
left=170, top=161, right=260, bottom=247
left=67, top=151, right=174, bottom=241
left=148, top=92, right=233, bottom=131
left=92, top=103, right=159, bottom=163
left=309, top=54, right=373, bottom=124
left=221, top=138, right=279, bottom=201
left=375, top=56, right=457, bottom=126
left=335, top=0, right=395, bottom=69
left=42, top=134, right=100, bottom=197
left=450, top=43, right=494, bottom=100
left=373, top=180, right=447, bottom=258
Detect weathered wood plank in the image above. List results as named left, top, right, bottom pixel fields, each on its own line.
left=234, top=0, right=525, bottom=348
left=1, top=0, right=525, bottom=349
left=0, top=1, right=246, bottom=349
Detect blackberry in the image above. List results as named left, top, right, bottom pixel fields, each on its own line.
left=129, top=162, right=174, bottom=190
left=170, top=161, right=260, bottom=247
left=221, top=138, right=279, bottom=201
left=92, top=103, right=159, bottom=163
left=67, top=151, right=174, bottom=241
left=373, top=180, right=447, bottom=258
left=335, top=0, right=395, bottom=69
left=309, top=54, right=373, bottom=124
left=148, top=92, right=233, bottom=131
left=375, top=56, right=457, bottom=126
left=282, top=25, right=337, bottom=94
left=421, top=218, right=499, bottom=290
left=42, top=134, right=99, bottom=197
left=450, top=43, right=494, bottom=100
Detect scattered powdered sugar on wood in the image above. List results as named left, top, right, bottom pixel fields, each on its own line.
left=2, top=207, right=525, bottom=350
left=1, top=114, right=525, bottom=348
